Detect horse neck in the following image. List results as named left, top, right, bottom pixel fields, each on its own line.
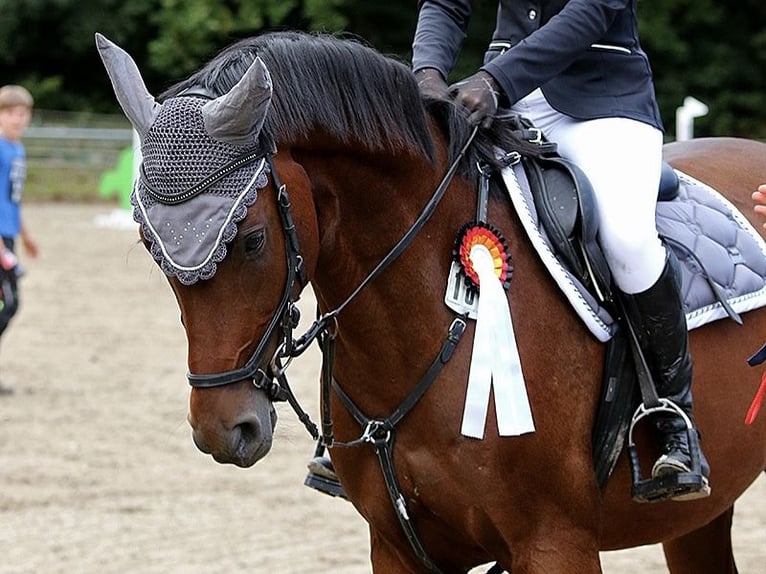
left=296, top=129, right=601, bottom=411
left=295, top=133, right=465, bottom=381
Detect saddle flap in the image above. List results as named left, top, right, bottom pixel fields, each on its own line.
left=523, top=155, right=612, bottom=298
left=523, top=156, right=583, bottom=275
left=538, top=161, right=579, bottom=237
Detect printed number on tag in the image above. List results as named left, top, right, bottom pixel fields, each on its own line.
left=444, top=260, right=478, bottom=319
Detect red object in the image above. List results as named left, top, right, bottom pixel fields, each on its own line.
left=745, top=371, right=766, bottom=425
left=0, top=249, right=16, bottom=271
left=454, top=222, right=512, bottom=291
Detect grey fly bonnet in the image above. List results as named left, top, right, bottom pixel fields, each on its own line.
left=95, top=33, right=273, bottom=284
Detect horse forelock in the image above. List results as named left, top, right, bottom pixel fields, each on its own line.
left=161, top=31, right=435, bottom=160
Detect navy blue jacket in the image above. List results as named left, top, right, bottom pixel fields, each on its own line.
left=412, top=0, right=663, bottom=129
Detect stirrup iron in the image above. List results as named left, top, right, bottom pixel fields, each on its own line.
left=627, top=399, right=709, bottom=503
left=303, top=443, right=348, bottom=500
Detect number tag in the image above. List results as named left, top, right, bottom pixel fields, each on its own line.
left=444, top=260, right=479, bottom=319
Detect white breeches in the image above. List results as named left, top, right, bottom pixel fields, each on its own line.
left=510, top=89, right=667, bottom=294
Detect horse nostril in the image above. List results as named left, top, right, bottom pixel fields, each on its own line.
left=189, top=402, right=276, bottom=466
left=233, top=418, right=263, bottom=449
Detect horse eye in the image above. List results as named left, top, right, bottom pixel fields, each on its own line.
left=243, top=229, right=266, bottom=255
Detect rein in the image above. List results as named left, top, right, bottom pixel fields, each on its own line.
left=189, top=126, right=482, bottom=572
left=320, top=124, right=480, bottom=321
left=288, top=124, right=480, bottom=364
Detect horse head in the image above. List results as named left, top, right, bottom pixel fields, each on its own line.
left=95, top=29, right=456, bottom=469
left=96, top=33, right=313, bottom=467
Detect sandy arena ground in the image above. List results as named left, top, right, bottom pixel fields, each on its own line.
left=0, top=203, right=763, bottom=573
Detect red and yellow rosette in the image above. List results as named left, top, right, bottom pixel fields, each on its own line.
left=453, top=221, right=534, bottom=438
left=454, top=222, right=512, bottom=291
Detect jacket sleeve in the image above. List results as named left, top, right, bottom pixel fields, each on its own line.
left=483, top=0, right=632, bottom=104
left=411, top=0, right=473, bottom=78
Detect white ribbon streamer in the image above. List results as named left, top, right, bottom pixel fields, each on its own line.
left=461, top=244, right=535, bottom=439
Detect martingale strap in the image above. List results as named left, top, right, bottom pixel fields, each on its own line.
left=330, top=318, right=467, bottom=574
left=297, top=126, right=512, bottom=573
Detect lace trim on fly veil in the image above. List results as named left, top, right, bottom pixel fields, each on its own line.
left=131, top=160, right=270, bottom=285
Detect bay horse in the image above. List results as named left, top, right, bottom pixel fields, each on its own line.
left=96, top=31, right=766, bottom=573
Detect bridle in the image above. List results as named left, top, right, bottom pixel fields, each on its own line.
left=183, top=127, right=489, bottom=573
left=185, top=160, right=305, bottom=396
left=185, top=156, right=319, bottom=436
left=167, top=88, right=310, bottom=411
left=185, top=127, right=479, bottom=429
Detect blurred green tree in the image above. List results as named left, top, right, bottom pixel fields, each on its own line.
left=639, top=0, right=766, bottom=137
left=0, top=0, right=764, bottom=138
left=146, top=0, right=349, bottom=79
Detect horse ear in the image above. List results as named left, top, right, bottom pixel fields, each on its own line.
left=95, top=33, right=160, bottom=139
left=201, top=57, right=272, bottom=147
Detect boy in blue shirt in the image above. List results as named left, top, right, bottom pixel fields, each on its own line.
left=0, top=85, right=39, bottom=395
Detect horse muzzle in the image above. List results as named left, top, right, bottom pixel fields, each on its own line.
left=189, top=390, right=278, bottom=467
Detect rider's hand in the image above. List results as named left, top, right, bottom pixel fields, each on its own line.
left=451, top=70, right=500, bottom=128
left=414, top=68, right=450, bottom=101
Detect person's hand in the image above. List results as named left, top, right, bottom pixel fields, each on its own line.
left=20, top=233, right=38, bottom=259
left=752, top=184, right=766, bottom=230
left=414, top=68, right=449, bottom=101
left=450, top=71, right=500, bottom=128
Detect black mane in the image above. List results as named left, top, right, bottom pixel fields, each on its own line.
left=162, top=31, right=538, bottom=181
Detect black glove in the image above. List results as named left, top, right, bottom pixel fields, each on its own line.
left=450, top=71, right=501, bottom=127
left=414, top=68, right=450, bottom=101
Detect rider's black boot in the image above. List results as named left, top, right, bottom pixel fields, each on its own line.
left=624, top=252, right=710, bottom=501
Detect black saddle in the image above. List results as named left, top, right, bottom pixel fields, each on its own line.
left=521, top=154, right=686, bottom=488
left=525, top=157, right=681, bottom=300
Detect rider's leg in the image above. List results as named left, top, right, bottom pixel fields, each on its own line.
left=512, top=91, right=710, bottom=499
left=621, top=251, right=711, bottom=491
left=304, top=442, right=346, bottom=499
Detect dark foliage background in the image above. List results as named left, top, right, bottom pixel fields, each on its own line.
left=1, top=0, right=764, bottom=139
